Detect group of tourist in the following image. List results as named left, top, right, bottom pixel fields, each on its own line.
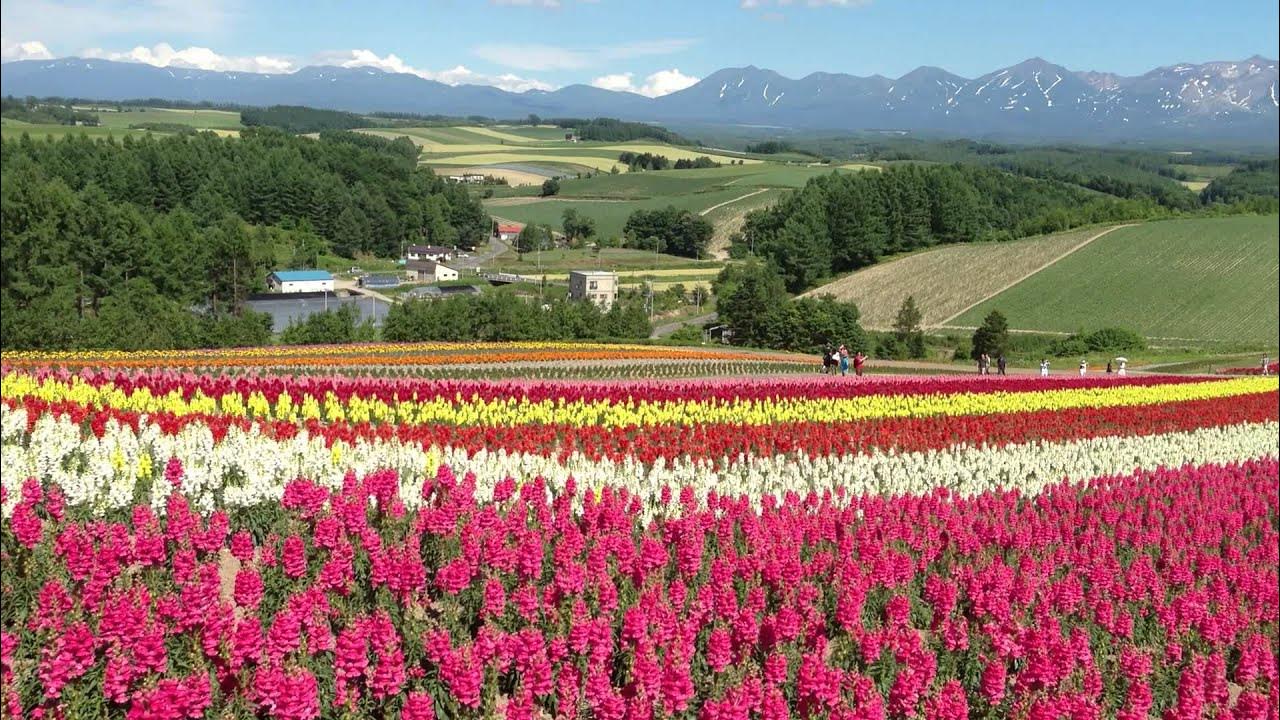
left=977, top=353, right=1007, bottom=375
left=821, top=344, right=866, bottom=377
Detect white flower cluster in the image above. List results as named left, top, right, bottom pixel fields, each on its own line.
left=2, top=405, right=1276, bottom=518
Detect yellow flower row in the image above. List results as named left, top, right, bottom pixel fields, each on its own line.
left=3, top=374, right=1274, bottom=428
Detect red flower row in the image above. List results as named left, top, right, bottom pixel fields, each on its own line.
left=6, top=366, right=1212, bottom=406
left=10, top=390, right=1276, bottom=462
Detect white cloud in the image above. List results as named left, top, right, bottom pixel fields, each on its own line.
left=81, top=43, right=294, bottom=74
left=324, top=49, right=555, bottom=92
left=1, top=39, right=54, bottom=61
left=591, top=68, right=700, bottom=97
left=473, top=38, right=696, bottom=72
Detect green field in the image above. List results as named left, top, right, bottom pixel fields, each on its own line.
left=94, top=107, right=244, bottom=130
left=0, top=121, right=152, bottom=141
left=953, top=216, right=1280, bottom=343
left=487, top=187, right=760, bottom=241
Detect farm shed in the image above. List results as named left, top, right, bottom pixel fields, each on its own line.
left=267, top=270, right=334, bottom=294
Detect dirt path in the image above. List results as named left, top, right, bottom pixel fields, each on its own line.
left=934, top=224, right=1134, bottom=327
left=651, top=312, right=718, bottom=338
left=699, top=188, right=769, bottom=216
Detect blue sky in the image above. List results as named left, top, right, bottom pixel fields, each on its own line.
left=2, top=0, right=1277, bottom=95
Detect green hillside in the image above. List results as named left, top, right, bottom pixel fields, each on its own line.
left=952, top=215, right=1279, bottom=343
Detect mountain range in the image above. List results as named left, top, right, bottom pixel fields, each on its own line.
left=2, top=56, right=1277, bottom=141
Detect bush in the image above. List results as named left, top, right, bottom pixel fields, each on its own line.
left=1082, top=327, right=1147, bottom=352
left=540, top=178, right=560, bottom=197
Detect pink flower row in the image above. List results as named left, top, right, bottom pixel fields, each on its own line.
left=2, top=458, right=1277, bottom=719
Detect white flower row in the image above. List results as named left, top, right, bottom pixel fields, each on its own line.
left=1, top=405, right=1276, bottom=518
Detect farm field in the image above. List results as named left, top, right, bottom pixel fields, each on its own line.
left=803, top=225, right=1113, bottom=328
left=488, top=187, right=756, bottom=241
left=953, top=215, right=1280, bottom=343
left=2, top=344, right=1277, bottom=718
left=0, top=120, right=151, bottom=141
left=94, top=107, right=244, bottom=130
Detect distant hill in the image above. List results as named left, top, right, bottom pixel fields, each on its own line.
left=2, top=55, right=1277, bottom=142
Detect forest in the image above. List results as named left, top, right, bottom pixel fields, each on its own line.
left=622, top=207, right=715, bottom=258
left=1201, top=159, right=1280, bottom=204
left=0, top=127, right=489, bottom=350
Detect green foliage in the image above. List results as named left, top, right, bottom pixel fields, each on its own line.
left=540, top=177, right=561, bottom=197
left=893, top=295, right=927, bottom=359
left=618, top=151, right=671, bottom=171
left=622, top=206, right=713, bottom=259
left=1, top=128, right=487, bottom=349
left=240, top=105, right=373, bottom=134
left=1, top=96, right=99, bottom=125
left=1201, top=159, right=1279, bottom=207
left=561, top=209, right=597, bottom=245
left=549, top=117, right=690, bottom=144
left=279, top=304, right=377, bottom=345
left=745, top=140, right=796, bottom=155
left=970, top=310, right=1009, bottom=360
left=715, top=261, right=866, bottom=352
left=383, top=291, right=651, bottom=341
left=673, top=156, right=721, bottom=169
left=1048, top=327, right=1147, bottom=357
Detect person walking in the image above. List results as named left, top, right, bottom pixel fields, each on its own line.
left=1106, top=361, right=1113, bottom=374
left=822, top=344, right=834, bottom=375
left=838, top=344, right=850, bottom=377
left=1118, top=359, right=1127, bottom=376
left=853, top=351, right=866, bottom=377
left=997, top=355, right=1007, bottom=376
left=1039, top=358, right=1050, bottom=377
left=1079, top=359, right=1088, bottom=377
left=979, top=353, right=990, bottom=376
left=1264, top=356, right=1271, bottom=376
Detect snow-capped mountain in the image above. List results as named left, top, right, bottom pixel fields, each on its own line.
left=2, top=56, right=1275, bottom=141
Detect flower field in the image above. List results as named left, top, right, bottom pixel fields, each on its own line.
left=1, top=355, right=1278, bottom=719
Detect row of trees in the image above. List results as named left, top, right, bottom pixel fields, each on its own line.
left=240, top=106, right=374, bottom=134
left=738, top=163, right=1167, bottom=292
left=547, top=118, right=690, bottom=144
left=1201, top=160, right=1280, bottom=206
left=1, top=96, right=100, bottom=125
left=618, top=152, right=671, bottom=171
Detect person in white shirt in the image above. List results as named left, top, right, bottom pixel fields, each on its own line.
left=1118, top=359, right=1127, bottom=376
left=1079, top=359, right=1088, bottom=377
left=1039, top=359, right=1050, bottom=377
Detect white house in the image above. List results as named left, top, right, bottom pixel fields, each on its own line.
left=405, top=244, right=454, bottom=262
left=568, top=270, right=618, bottom=310
left=406, top=260, right=460, bottom=283
left=267, top=270, right=334, bottom=294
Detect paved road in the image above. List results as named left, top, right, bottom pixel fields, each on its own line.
left=453, top=236, right=509, bottom=271
left=651, top=312, right=718, bottom=338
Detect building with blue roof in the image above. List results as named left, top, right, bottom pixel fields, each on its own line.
left=268, top=269, right=335, bottom=294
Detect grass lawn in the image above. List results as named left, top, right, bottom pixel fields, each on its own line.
left=953, top=215, right=1280, bottom=344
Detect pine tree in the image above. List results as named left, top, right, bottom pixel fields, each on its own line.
left=971, top=310, right=1009, bottom=360
left=893, top=295, right=927, bottom=359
